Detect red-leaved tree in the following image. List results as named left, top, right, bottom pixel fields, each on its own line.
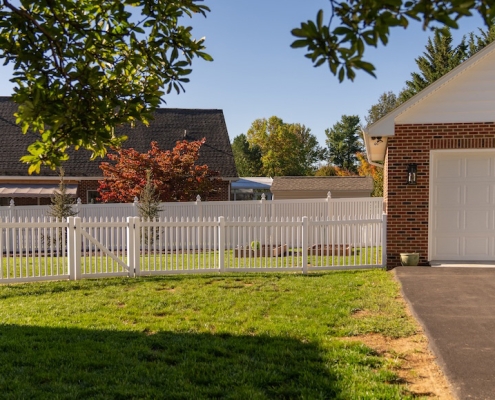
left=98, top=139, right=219, bottom=203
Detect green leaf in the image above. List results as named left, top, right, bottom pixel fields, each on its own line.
left=316, top=9, right=324, bottom=29
left=291, top=39, right=310, bottom=49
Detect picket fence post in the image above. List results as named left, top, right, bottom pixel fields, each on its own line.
left=218, top=216, right=225, bottom=273
left=196, top=196, right=203, bottom=247
left=126, top=216, right=140, bottom=277
left=9, top=199, right=15, bottom=220
left=326, top=192, right=333, bottom=221
left=74, top=198, right=81, bottom=217
left=302, top=216, right=308, bottom=274
left=133, top=217, right=141, bottom=276
left=68, top=216, right=82, bottom=280
left=133, top=197, right=139, bottom=217
left=381, top=213, right=387, bottom=269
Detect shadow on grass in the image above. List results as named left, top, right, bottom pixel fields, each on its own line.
left=0, top=324, right=340, bottom=399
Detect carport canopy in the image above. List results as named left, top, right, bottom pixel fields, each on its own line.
left=0, top=184, right=77, bottom=197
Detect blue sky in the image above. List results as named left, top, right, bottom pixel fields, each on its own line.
left=0, top=1, right=487, bottom=148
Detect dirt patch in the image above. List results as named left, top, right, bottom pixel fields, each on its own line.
left=342, top=333, right=453, bottom=399
left=344, top=295, right=454, bottom=399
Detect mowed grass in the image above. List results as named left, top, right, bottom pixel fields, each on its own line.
left=0, top=247, right=382, bottom=279
left=0, top=270, right=421, bottom=399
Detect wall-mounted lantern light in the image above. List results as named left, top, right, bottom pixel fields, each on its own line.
left=407, top=163, right=417, bottom=185
left=371, top=136, right=383, bottom=145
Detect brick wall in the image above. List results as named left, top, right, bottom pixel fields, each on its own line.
left=78, top=179, right=231, bottom=203
left=7, top=197, right=52, bottom=206
left=386, top=122, right=495, bottom=268
left=205, top=180, right=230, bottom=201
left=77, top=180, right=100, bottom=204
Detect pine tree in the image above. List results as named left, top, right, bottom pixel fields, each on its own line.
left=466, top=26, right=495, bottom=58
left=137, top=170, right=163, bottom=221
left=364, top=91, right=399, bottom=127
left=47, top=167, right=78, bottom=220
left=398, top=29, right=468, bottom=103
left=325, top=115, right=363, bottom=173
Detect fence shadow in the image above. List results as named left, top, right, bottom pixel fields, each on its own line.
left=0, top=324, right=341, bottom=398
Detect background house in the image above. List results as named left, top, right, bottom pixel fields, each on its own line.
left=270, top=176, right=373, bottom=200
left=230, top=177, right=273, bottom=200
left=363, top=40, right=495, bottom=268
left=0, top=97, right=238, bottom=205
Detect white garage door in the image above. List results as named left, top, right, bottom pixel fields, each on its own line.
left=430, top=150, right=495, bottom=261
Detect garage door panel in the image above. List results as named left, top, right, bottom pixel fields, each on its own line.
left=437, top=158, right=463, bottom=178
left=431, top=150, right=495, bottom=262
left=435, top=184, right=462, bottom=206
left=466, top=158, right=492, bottom=178
left=434, top=237, right=461, bottom=258
left=464, top=209, right=491, bottom=230
left=465, top=185, right=490, bottom=206
left=434, top=209, right=461, bottom=231
left=464, top=237, right=490, bottom=257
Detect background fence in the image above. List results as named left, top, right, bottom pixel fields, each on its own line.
left=0, top=212, right=386, bottom=284
left=0, top=195, right=384, bottom=222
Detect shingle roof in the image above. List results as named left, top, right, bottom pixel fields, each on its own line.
left=270, top=176, right=374, bottom=192
left=0, top=97, right=238, bottom=178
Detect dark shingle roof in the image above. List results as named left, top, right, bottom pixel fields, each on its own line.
left=271, top=176, right=374, bottom=192
left=0, top=97, right=238, bottom=178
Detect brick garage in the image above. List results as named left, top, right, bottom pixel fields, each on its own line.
left=364, top=41, right=495, bottom=268
left=385, top=123, right=495, bottom=268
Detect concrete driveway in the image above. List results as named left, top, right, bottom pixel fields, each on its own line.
left=395, top=267, right=495, bottom=400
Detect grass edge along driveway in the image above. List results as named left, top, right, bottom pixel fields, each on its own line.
left=0, top=270, right=423, bottom=399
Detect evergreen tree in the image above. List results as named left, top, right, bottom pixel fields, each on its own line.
left=138, top=170, right=163, bottom=221
left=466, top=26, right=495, bottom=58
left=398, top=29, right=467, bottom=103
left=364, top=91, right=399, bottom=127
left=231, top=134, right=263, bottom=177
left=47, top=167, right=78, bottom=220
left=325, top=115, right=363, bottom=173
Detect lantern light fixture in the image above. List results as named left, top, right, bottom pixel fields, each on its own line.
left=407, top=163, right=417, bottom=185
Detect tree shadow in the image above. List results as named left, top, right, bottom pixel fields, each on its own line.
left=0, top=324, right=340, bottom=399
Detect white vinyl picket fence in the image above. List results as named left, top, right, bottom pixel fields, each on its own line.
left=0, top=212, right=386, bottom=284
left=0, top=195, right=384, bottom=222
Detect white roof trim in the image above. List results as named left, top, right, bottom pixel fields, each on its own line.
left=0, top=176, right=101, bottom=181
left=0, top=184, right=77, bottom=198
left=364, top=40, right=495, bottom=138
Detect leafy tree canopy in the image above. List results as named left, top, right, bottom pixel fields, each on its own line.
left=98, top=139, right=219, bottom=203
left=325, top=114, right=363, bottom=173
left=246, top=116, right=325, bottom=177
left=231, top=134, right=263, bottom=177
left=356, top=152, right=383, bottom=197
left=314, top=164, right=353, bottom=176
left=291, top=1, right=494, bottom=81
left=0, top=0, right=211, bottom=173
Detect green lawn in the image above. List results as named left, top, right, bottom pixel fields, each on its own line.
left=0, top=247, right=382, bottom=279
left=0, top=270, right=423, bottom=399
